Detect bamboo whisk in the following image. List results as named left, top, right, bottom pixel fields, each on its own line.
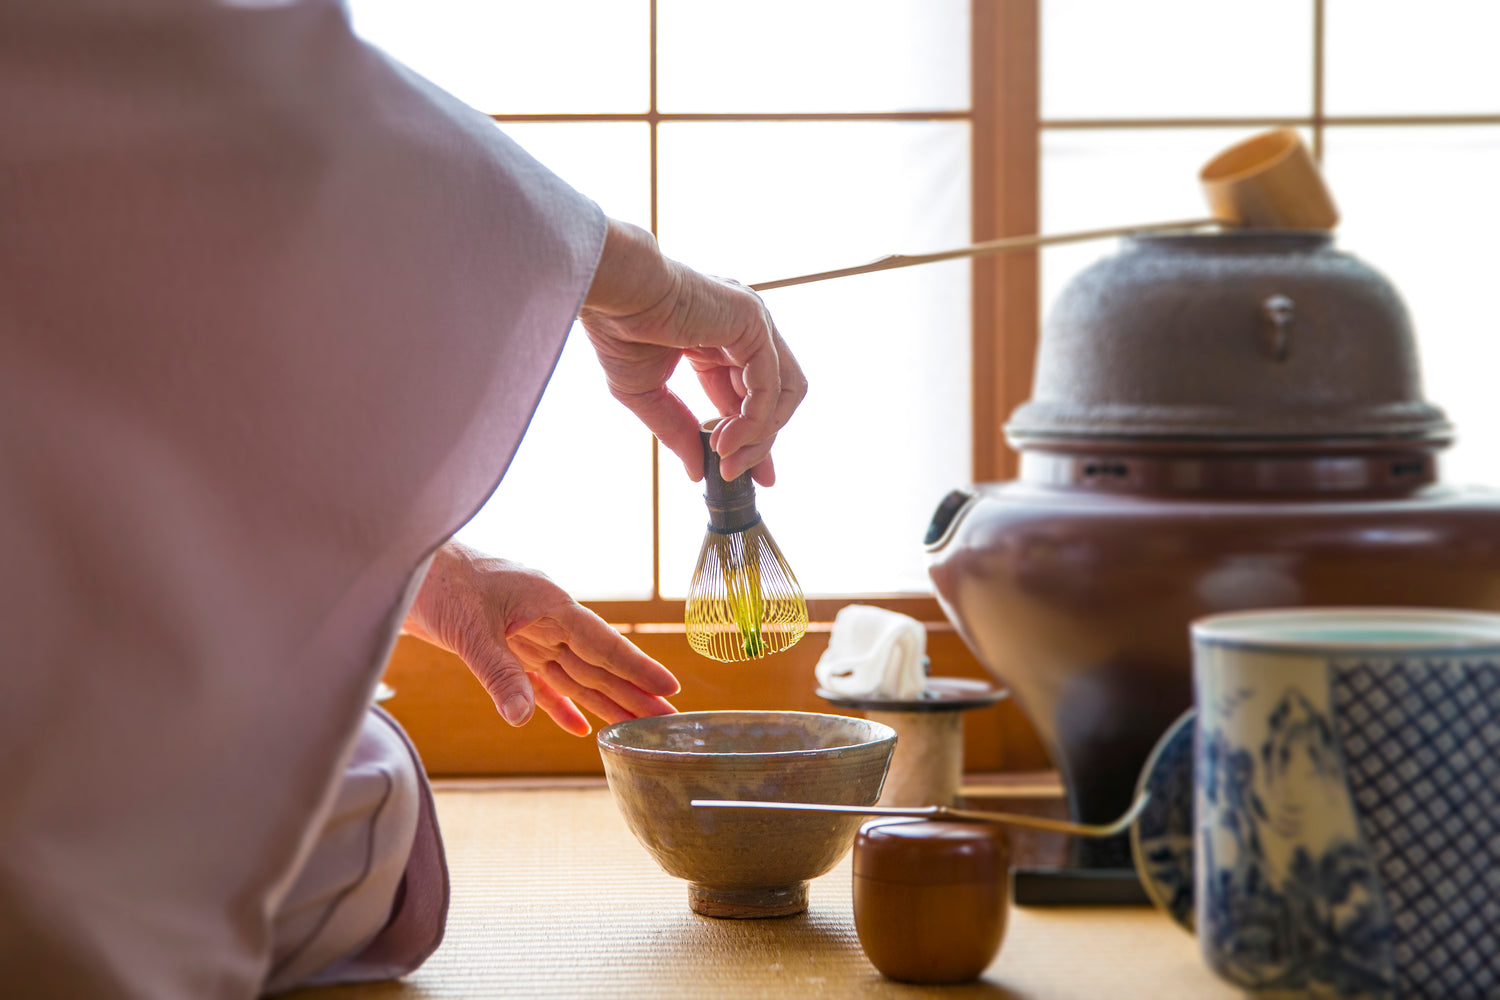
left=685, top=423, right=807, bottom=661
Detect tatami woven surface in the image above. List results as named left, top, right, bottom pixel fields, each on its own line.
left=287, top=787, right=1238, bottom=1000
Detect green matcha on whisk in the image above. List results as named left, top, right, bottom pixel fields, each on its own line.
left=685, top=420, right=807, bottom=662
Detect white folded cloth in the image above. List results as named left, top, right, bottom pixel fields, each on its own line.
left=815, top=605, right=927, bottom=699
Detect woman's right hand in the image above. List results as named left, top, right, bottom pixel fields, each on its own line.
left=578, top=218, right=808, bottom=486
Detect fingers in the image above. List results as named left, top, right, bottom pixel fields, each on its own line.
left=610, top=384, right=707, bottom=482
left=696, top=286, right=782, bottom=446
left=723, top=321, right=781, bottom=430
left=692, top=364, right=782, bottom=483
left=538, top=605, right=680, bottom=697
left=748, top=452, right=777, bottom=487
left=581, top=234, right=807, bottom=485
left=529, top=674, right=591, bottom=737
left=465, top=644, right=537, bottom=729
left=692, top=363, right=745, bottom=426
left=441, top=552, right=678, bottom=737
left=736, top=439, right=778, bottom=487
left=532, top=659, right=672, bottom=728
left=712, top=428, right=779, bottom=486
left=623, top=269, right=788, bottom=478
left=710, top=325, right=806, bottom=483
left=507, top=605, right=679, bottom=729
left=517, top=640, right=678, bottom=720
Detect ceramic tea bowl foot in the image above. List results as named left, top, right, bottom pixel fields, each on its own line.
left=688, top=882, right=809, bottom=919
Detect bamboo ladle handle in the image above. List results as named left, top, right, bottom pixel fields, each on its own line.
left=748, top=218, right=1221, bottom=292
left=691, top=790, right=1150, bottom=839
left=749, top=129, right=1340, bottom=293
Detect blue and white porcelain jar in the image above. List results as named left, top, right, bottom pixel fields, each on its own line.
left=1190, top=608, right=1500, bottom=1000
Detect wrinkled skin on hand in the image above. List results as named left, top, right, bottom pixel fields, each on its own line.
left=579, top=219, right=808, bottom=486
left=402, top=541, right=679, bottom=736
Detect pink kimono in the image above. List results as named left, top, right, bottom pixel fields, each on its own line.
left=0, top=1, right=605, bottom=995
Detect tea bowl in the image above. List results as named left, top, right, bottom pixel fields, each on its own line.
left=598, top=710, right=896, bottom=918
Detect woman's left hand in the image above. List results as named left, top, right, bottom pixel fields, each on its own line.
left=402, top=541, right=679, bottom=736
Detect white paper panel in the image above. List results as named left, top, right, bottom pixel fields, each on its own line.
left=1042, top=0, right=1312, bottom=120
left=1326, top=0, right=1500, bottom=115
left=454, top=124, right=655, bottom=599
left=1323, top=126, right=1500, bottom=488
left=347, top=0, right=649, bottom=114
left=654, top=122, right=972, bottom=596
left=657, top=0, right=970, bottom=113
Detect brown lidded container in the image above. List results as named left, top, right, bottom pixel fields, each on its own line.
left=852, top=818, right=1010, bottom=984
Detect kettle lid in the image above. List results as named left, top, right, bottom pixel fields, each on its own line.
left=1006, top=231, right=1451, bottom=449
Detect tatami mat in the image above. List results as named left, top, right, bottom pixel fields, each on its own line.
left=286, top=788, right=1237, bottom=999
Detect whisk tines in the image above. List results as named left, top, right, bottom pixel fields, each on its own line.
left=684, top=423, right=807, bottom=662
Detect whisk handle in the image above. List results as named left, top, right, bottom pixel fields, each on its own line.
left=701, top=426, right=759, bottom=534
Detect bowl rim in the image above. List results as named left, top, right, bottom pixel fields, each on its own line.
left=596, top=709, right=896, bottom=761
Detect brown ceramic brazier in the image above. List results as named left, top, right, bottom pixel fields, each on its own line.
left=927, top=231, right=1500, bottom=867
